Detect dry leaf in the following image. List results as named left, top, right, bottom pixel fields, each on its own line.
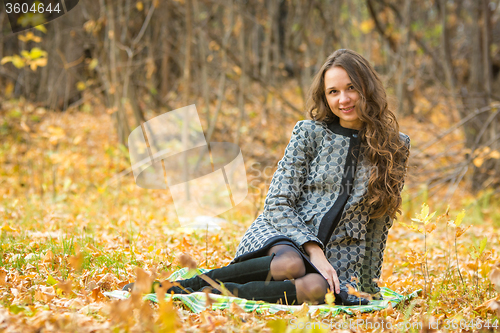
left=97, top=273, right=119, bottom=291
left=474, top=296, right=500, bottom=316
left=56, top=280, right=73, bottom=295
left=0, top=268, right=7, bottom=286
left=178, top=253, right=197, bottom=270
left=133, top=267, right=154, bottom=295
left=35, top=286, right=56, bottom=303
left=43, top=250, right=54, bottom=263
left=456, top=225, right=471, bottom=238
left=204, top=288, right=215, bottom=309
left=347, top=284, right=361, bottom=297
left=91, top=287, right=105, bottom=302
left=293, top=303, right=309, bottom=317
left=68, top=249, right=84, bottom=271
left=490, top=262, right=500, bottom=292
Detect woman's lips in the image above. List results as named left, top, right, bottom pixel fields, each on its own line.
left=340, top=106, right=355, bottom=113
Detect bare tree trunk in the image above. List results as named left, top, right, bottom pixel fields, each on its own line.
left=193, top=0, right=210, bottom=127
left=396, top=0, right=411, bottom=116
left=439, top=0, right=458, bottom=110
left=235, top=3, right=246, bottom=147
left=160, top=20, right=171, bottom=101
left=108, top=2, right=130, bottom=145
left=181, top=0, right=193, bottom=201
left=206, top=0, right=234, bottom=144
left=482, top=0, right=492, bottom=103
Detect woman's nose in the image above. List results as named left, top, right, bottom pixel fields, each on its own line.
left=339, top=91, right=350, bottom=104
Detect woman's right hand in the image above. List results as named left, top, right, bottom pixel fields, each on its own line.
left=303, top=242, right=340, bottom=294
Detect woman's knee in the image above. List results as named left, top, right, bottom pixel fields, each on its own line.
left=269, top=246, right=306, bottom=280
left=295, top=273, right=328, bottom=304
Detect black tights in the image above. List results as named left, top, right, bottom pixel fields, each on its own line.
left=267, top=244, right=328, bottom=304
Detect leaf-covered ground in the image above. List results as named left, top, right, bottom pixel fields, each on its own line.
left=0, top=99, right=499, bottom=332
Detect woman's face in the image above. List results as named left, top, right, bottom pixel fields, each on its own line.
left=324, top=66, right=363, bottom=130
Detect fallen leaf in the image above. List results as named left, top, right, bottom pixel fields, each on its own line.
left=293, top=302, right=309, bottom=317
left=178, top=253, right=197, bottom=270
left=97, top=273, right=119, bottom=291
left=43, top=250, right=54, bottom=263
left=91, top=287, right=105, bottom=302
left=68, top=249, right=84, bottom=271
left=490, top=262, right=500, bottom=292
left=0, top=268, right=7, bottom=286
left=56, top=280, right=73, bottom=295
left=35, top=286, right=56, bottom=303
left=474, top=296, right=500, bottom=316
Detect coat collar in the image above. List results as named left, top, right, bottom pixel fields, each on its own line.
left=326, top=118, right=360, bottom=137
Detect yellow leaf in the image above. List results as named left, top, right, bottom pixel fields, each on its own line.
left=46, top=274, right=58, bottom=286
left=489, top=150, right=500, bottom=159
left=136, top=1, right=144, bottom=11
left=325, top=290, right=335, bottom=306
left=473, top=157, right=484, bottom=167
left=2, top=55, right=26, bottom=68
left=1, top=56, right=12, bottom=65
left=89, top=58, right=98, bottom=70
left=35, top=24, right=47, bottom=33
left=360, top=19, right=375, bottom=34
left=267, top=319, right=288, bottom=333
left=29, top=47, right=47, bottom=59
left=1, top=224, right=17, bottom=232
left=73, top=136, right=82, bottom=145
left=19, top=32, right=42, bottom=43
left=29, top=58, right=47, bottom=71
left=76, top=81, right=86, bottom=91
left=421, top=203, right=429, bottom=218
left=454, top=210, right=465, bottom=227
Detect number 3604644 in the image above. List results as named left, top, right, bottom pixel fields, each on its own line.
left=2, top=1, right=80, bottom=34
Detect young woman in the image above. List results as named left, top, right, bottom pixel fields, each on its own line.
left=124, top=49, right=411, bottom=305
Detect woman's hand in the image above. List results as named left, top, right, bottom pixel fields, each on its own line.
left=303, top=242, right=340, bottom=294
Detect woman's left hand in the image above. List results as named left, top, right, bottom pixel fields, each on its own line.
left=303, top=242, right=340, bottom=294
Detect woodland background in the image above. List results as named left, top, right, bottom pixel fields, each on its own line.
left=0, top=0, right=500, bottom=332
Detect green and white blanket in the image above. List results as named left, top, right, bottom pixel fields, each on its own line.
left=104, top=268, right=420, bottom=315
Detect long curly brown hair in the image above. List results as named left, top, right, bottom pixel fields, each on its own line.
left=306, top=49, right=409, bottom=219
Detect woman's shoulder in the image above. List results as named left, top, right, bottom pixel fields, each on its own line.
left=292, top=120, right=330, bottom=134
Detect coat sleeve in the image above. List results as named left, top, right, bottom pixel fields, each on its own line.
left=359, top=133, right=411, bottom=298
left=262, top=121, right=325, bottom=250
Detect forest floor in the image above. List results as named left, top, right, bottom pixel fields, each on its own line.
left=0, top=99, right=499, bottom=332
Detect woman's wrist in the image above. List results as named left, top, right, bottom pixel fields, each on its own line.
left=303, top=241, right=324, bottom=257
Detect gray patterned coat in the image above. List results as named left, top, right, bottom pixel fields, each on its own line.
left=232, top=120, right=410, bottom=296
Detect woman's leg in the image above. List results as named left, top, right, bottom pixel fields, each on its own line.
left=294, top=273, right=329, bottom=304
left=267, top=245, right=329, bottom=304
left=266, top=244, right=307, bottom=281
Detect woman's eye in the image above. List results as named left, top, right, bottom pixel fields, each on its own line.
left=329, top=90, right=337, bottom=94
left=348, top=86, right=354, bottom=90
